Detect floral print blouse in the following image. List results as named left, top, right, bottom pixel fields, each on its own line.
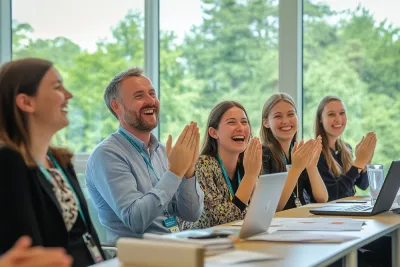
left=181, top=155, right=246, bottom=230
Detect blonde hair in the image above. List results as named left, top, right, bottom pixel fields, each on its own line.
left=315, top=96, right=352, bottom=176
left=260, top=93, right=297, bottom=172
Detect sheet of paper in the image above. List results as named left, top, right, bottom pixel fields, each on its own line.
left=270, top=218, right=365, bottom=231
left=211, top=226, right=279, bottom=235
left=248, top=231, right=358, bottom=243
left=143, top=233, right=234, bottom=248
left=206, top=250, right=281, bottom=264
left=272, top=218, right=355, bottom=223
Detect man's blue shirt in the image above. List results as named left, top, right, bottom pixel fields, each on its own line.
left=86, top=126, right=204, bottom=241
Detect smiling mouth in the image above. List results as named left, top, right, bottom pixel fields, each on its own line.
left=141, top=108, right=156, bottom=115
left=332, top=125, right=342, bottom=129
left=280, top=126, right=292, bottom=131
left=232, top=136, right=245, bottom=142
left=61, top=105, right=68, bottom=113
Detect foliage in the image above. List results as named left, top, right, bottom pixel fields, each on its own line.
left=12, top=0, right=399, bottom=178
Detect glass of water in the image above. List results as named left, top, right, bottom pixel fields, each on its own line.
left=367, top=164, right=384, bottom=205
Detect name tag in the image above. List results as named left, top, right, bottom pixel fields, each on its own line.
left=163, top=217, right=180, bottom=233
left=294, top=197, right=302, bottom=208
left=83, top=233, right=104, bottom=263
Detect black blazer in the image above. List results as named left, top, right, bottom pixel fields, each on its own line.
left=317, top=146, right=369, bottom=201
left=0, top=146, right=105, bottom=265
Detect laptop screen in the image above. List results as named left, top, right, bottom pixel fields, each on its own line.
left=371, top=160, right=400, bottom=214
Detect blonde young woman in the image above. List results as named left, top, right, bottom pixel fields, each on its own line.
left=315, top=96, right=389, bottom=267
left=182, top=101, right=262, bottom=229
left=315, top=96, right=376, bottom=201
left=260, top=93, right=328, bottom=211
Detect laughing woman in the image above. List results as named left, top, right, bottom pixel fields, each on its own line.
left=182, top=101, right=262, bottom=229
left=260, top=93, right=328, bottom=211
left=0, top=58, right=105, bottom=267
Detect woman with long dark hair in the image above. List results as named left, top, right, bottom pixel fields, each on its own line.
left=182, top=101, right=262, bottom=229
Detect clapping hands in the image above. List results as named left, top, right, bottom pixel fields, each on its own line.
left=243, top=137, right=262, bottom=179
left=306, top=135, right=322, bottom=169
left=354, top=132, right=377, bottom=169
left=291, top=136, right=323, bottom=171
left=166, top=122, right=200, bottom=178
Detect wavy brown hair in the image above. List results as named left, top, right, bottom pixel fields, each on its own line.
left=315, top=96, right=352, bottom=176
left=0, top=58, right=72, bottom=167
left=260, top=93, right=298, bottom=172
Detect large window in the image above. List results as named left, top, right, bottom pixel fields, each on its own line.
left=12, top=0, right=145, bottom=154
left=12, top=0, right=145, bottom=240
left=303, top=0, right=399, bottom=181
left=8, top=0, right=399, bottom=218
left=159, top=0, right=279, bottom=142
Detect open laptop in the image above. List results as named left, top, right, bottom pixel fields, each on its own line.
left=310, top=160, right=400, bottom=216
left=149, top=172, right=288, bottom=240
left=238, top=172, right=287, bottom=238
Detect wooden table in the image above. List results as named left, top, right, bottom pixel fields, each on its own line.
left=92, top=197, right=400, bottom=267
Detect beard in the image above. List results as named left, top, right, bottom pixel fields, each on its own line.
left=122, top=105, right=159, bottom=132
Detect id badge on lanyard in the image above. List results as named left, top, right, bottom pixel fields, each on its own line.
left=286, top=164, right=301, bottom=207
left=294, top=192, right=302, bottom=207
left=83, top=233, right=104, bottom=263
left=283, top=148, right=301, bottom=208
left=163, top=217, right=180, bottom=233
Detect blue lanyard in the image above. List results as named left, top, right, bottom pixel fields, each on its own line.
left=119, top=129, right=172, bottom=218
left=216, top=154, right=241, bottom=200
left=37, top=153, right=87, bottom=227
left=118, top=129, right=160, bottom=181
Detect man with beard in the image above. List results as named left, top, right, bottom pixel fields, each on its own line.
left=86, top=68, right=204, bottom=241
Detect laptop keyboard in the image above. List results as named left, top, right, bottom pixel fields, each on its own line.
left=335, top=205, right=372, bottom=212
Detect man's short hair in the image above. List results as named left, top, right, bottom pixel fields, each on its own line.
left=104, top=67, right=144, bottom=118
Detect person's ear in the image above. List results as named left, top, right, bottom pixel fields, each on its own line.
left=111, top=99, right=121, bottom=116
left=262, top=119, right=270, bottom=129
left=15, top=93, right=35, bottom=113
left=208, top=127, right=218, bottom=140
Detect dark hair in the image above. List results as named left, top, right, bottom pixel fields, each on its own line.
left=315, top=95, right=352, bottom=176
left=260, top=93, right=298, bottom=172
left=201, top=101, right=252, bottom=157
left=0, top=58, right=72, bottom=166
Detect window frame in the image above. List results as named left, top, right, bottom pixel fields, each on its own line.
left=0, top=0, right=11, bottom=63
left=2, top=0, right=302, bottom=171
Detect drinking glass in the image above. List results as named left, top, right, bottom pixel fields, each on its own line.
left=367, top=164, right=384, bottom=205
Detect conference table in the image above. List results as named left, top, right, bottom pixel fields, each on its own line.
left=92, top=196, right=400, bottom=267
